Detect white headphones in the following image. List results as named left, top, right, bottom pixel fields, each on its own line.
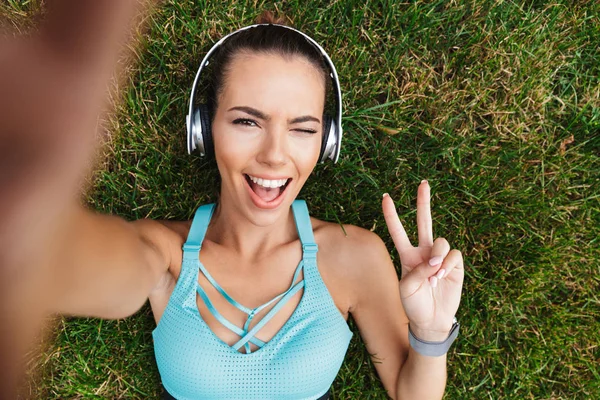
left=186, top=24, right=343, bottom=163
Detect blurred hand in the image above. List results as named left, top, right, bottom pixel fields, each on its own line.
left=382, top=181, right=464, bottom=341
left=0, top=1, right=145, bottom=395
left=0, top=0, right=140, bottom=272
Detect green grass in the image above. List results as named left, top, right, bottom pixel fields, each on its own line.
left=4, top=0, right=599, bottom=398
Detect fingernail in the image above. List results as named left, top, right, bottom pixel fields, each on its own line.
left=436, top=269, right=445, bottom=279
left=421, top=179, right=428, bottom=185
left=429, top=256, right=443, bottom=267
left=382, top=193, right=389, bottom=198
left=430, top=276, right=438, bottom=288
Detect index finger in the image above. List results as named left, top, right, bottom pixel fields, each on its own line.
left=382, top=193, right=412, bottom=252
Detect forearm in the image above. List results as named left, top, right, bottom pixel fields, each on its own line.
left=0, top=205, right=166, bottom=398
left=396, top=346, right=447, bottom=400
left=0, top=2, right=151, bottom=396
left=395, top=323, right=451, bottom=400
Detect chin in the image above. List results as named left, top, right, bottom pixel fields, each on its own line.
left=244, top=206, right=291, bottom=228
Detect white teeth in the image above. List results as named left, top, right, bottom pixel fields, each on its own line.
left=248, top=175, right=288, bottom=189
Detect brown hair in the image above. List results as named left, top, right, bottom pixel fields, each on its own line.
left=256, top=10, right=288, bottom=25
left=204, top=12, right=330, bottom=118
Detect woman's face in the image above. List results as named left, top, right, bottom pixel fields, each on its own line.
left=212, top=52, right=325, bottom=227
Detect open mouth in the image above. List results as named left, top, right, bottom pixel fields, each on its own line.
left=244, top=174, right=291, bottom=204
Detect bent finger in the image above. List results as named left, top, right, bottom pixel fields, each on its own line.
left=428, top=237, right=451, bottom=268
left=438, top=249, right=464, bottom=281
left=427, top=238, right=450, bottom=283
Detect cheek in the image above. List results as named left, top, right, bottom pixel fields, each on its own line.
left=212, top=122, right=248, bottom=174
left=213, top=119, right=261, bottom=155
left=292, top=136, right=321, bottom=172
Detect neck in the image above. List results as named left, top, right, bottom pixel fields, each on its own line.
left=207, top=195, right=298, bottom=261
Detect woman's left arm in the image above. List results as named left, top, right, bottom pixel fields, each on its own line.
left=348, top=181, right=464, bottom=400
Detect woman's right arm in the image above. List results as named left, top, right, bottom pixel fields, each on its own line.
left=0, top=2, right=160, bottom=396
left=46, top=205, right=182, bottom=320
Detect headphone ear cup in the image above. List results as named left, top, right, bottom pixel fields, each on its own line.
left=198, top=104, right=214, bottom=158
left=319, top=115, right=334, bottom=162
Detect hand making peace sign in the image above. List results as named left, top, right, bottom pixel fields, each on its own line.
left=382, top=181, right=465, bottom=341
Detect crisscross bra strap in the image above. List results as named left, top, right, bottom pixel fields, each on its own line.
left=185, top=201, right=317, bottom=353
left=231, top=279, right=305, bottom=351
left=196, top=260, right=305, bottom=351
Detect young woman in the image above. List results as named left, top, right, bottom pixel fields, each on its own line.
left=144, top=17, right=464, bottom=399
left=2, top=7, right=464, bottom=399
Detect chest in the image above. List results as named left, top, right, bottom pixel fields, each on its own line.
left=149, top=241, right=350, bottom=354
left=152, top=254, right=353, bottom=398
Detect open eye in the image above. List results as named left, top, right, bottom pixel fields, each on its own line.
left=232, top=118, right=258, bottom=127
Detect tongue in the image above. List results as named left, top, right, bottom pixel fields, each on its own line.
left=251, top=181, right=281, bottom=202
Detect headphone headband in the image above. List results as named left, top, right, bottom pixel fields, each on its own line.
left=187, top=24, right=343, bottom=162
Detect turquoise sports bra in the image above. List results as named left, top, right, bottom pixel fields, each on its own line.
left=153, top=200, right=353, bottom=399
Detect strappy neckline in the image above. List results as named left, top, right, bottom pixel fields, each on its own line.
left=193, top=259, right=310, bottom=357
left=183, top=200, right=319, bottom=355
left=195, top=258, right=306, bottom=353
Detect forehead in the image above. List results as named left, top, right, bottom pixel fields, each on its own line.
left=219, top=52, right=326, bottom=114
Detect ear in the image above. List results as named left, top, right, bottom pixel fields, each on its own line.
left=318, top=115, right=333, bottom=162
left=198, top=104, right=214, bottom=158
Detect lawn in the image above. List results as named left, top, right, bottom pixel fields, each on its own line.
left=2, top=0, right=598, bottom=399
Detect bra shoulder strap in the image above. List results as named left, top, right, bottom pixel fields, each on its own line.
left=292, top=200, right=318, bottom=260
left=182, top=203, right=215, bottom=261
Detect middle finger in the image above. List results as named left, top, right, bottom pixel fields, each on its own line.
left=417, top=180, right=434, bottom=247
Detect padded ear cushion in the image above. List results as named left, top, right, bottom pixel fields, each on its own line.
left=319, top=115, right=334, bottom=162
left=198, top=104, right=214, bottom=157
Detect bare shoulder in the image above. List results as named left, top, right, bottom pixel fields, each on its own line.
left=312, top=218, right=390, bottom=268
left=154, top=219, right=192, bottom=243
left=311, top=218, right=394, bottom=312
left=130, top=219, right=191, bottom=276
left=131, top=219, right=191, bottom=241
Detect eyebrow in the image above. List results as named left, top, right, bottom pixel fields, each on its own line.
left=290, top=115, right=321, bottom=124
left=228, top=106, right=269, bottom=121
left=227, top=106, right=320, bottom=124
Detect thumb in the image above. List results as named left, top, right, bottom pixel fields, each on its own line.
left=399, top=260, right=440, bottom=298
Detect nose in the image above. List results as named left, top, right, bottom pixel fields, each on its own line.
left=256, top=126, right=289, bottom=168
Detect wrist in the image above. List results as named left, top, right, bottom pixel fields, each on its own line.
left=408, top=318, right=460, bottom=357
left=408, top=322, right=453, bottom=342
